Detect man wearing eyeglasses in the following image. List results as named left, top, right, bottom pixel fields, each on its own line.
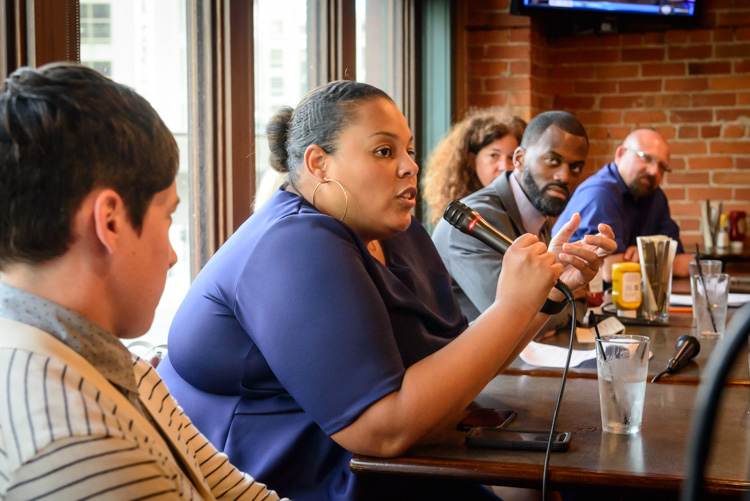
left=553, top=128, right=692, bottom=282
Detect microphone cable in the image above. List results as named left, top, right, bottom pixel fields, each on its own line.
left=541, top=281, right=575, bottom=500
left=441, top=200, right=579, bottom=498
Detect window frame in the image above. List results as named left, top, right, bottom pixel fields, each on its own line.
left=2, top=0, right=79, bottom=80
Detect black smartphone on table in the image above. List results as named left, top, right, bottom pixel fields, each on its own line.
left=456, top=408, right=517, bottom=431
left=465, top=427, right=572, bottom=452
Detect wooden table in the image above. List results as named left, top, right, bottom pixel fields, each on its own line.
left=503, top=310, right=750, bottom=386
left=351, top=376, right=750, bottom=499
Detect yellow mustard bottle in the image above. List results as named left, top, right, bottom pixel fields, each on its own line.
left=611, top=262, right=642, bottom=317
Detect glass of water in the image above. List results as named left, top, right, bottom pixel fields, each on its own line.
left=692, top=273, right=730, bottom=338
left=595, top=335, right=650, bottom=435
left=688, top=260, right=723, bottom=326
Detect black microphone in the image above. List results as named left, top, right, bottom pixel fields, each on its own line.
left=442, top=200, right=574, bottom=302
left=651, top=334, right=700, bottom=382
left=443, top=200, right=514, bottom=254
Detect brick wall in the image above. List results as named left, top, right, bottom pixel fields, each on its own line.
left=458, top=0, right=750, bottom=249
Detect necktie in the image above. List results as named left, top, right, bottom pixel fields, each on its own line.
left=539, top=221, right=551, bottom=244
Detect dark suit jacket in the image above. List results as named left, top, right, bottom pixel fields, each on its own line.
left=432, top=171, right=574, bottom=331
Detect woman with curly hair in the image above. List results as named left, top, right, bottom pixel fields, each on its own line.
left=423, top=108, right=526, bottom=225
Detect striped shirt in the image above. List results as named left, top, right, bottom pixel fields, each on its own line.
left=0, top=317, right=285, bottom=500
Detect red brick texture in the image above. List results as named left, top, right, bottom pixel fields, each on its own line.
left=458, top=1, right=750, bottom=249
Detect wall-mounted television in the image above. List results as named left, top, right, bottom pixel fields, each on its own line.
left=510, top=0, right=701, bottom=30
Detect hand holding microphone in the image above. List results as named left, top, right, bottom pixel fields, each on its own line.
left=496, top=233, right=564, bottom=314
left=443, top=200, right=571, bottom=304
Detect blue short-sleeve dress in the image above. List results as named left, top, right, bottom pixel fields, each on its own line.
left=158, top=188, right=498, bottom=500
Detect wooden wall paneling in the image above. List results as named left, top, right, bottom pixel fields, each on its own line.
left=225, top=0, right=254, bottom=234
left=27, top=0, right=78, bottom=66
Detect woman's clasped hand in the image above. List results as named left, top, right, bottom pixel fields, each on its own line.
left=494, top=233, right=563, bottom=318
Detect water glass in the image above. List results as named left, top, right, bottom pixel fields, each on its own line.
left=692, top=273, right=730, bottom=338
left=595, top=335, right=650, bottom=435
left=689, top=260, right=723, bottom=326
left=688, top=259, right=723, bottom=278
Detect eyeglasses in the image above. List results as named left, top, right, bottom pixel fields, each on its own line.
left=624, top=147, right=671, bottom=174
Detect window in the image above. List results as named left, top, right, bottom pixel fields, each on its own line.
left=253, top=0, right=311, bottom=211
left=356, top=0, right=415, bottom=122
left=270, top=49, right=283, bottom=68
left=270, top=76, right=284, bottom=96
left=80, top=0, right=190, bottom=348
left=80, top=3, right=112, bottom=44
left=81, top=60, right=112, bottom=77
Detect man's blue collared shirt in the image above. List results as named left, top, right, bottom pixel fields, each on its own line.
left=552, top=162, right=684, bottom=254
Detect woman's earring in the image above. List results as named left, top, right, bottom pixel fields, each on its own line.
left=312, top=177, right=348, bottom=221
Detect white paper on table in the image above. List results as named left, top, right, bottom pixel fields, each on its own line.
left=521, top=341, right=654, bottom=369
left=670, top=293, right=750, bottom=307
left=520, top=341, right=596, bottom=368
left=576, top=316, right=626, bottom=343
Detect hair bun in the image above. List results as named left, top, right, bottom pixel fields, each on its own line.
left=266, top=106, right=294, bottom=173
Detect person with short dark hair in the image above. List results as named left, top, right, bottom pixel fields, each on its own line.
left=432, top=111, right=613, bottom=328
left=0, top=63, right=283, bottom=501
left=553, top=128, right=693, bottom=281
left=159, top=83, right=615, bottom=500
left=422, top=108, right=526, bottom=225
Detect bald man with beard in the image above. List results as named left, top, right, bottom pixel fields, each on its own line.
left=554, top=129, right=693, bottom=282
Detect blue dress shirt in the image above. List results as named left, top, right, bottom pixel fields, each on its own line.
left=552, top=162, right=684, bottom=255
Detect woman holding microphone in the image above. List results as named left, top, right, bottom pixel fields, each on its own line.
left=159, top=81, right=615, bottom=500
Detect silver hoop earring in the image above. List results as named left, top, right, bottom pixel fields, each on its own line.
left=311, top=177, right=349, bottom=221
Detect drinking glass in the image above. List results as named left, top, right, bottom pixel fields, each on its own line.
left=596, top=335, right=650, bottom=435
left=688, top=260, right=723, bottom=326
left=692, top=273, right=730, bottom=338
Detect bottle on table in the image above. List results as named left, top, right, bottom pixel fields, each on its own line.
left=716, top=213, right=730, bottom=253
left=611, top=262, right=642, bottom=318
left=587, top=263, right=604, bottom=307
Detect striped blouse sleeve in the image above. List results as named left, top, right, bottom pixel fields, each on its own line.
left=0, top=348, right=286, bottom=500
left=0, top=349, right=203, bottom=500
left=134, top=358, right=286, bottom=501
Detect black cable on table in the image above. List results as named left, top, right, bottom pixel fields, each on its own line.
left=541, top=282, right=576, bottom=500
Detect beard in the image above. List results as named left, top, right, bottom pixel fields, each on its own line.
left=521, top=168, right=570, bottom=217
left=627, top=174, right=658, bottom=200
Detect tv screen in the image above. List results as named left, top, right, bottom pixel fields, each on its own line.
left=511, top=0, right=700, bottom=27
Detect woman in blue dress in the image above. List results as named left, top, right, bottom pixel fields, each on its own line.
left=158, top=81, right=615, bottom=501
